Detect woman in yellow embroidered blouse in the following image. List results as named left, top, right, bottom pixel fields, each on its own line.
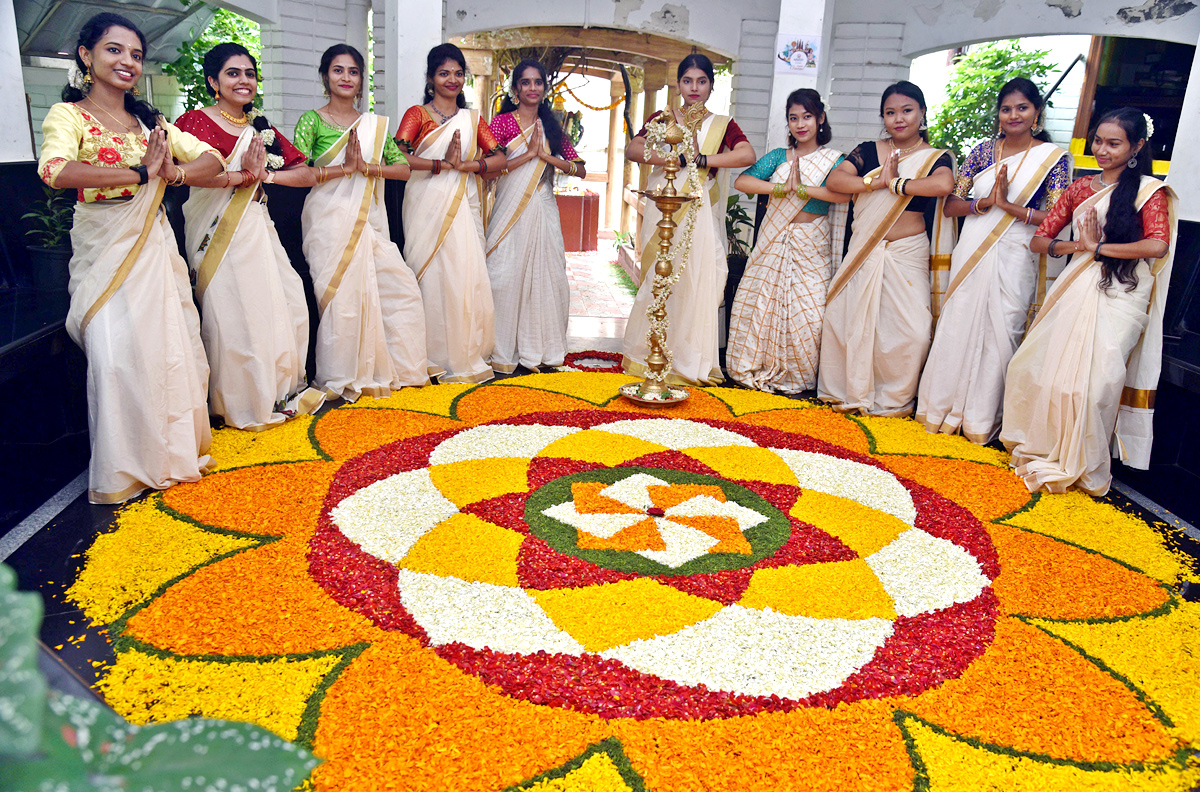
left=36, top=12, right=223, bottom=504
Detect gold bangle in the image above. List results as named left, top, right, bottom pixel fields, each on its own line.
left=796, top=184, right=809, bottom=202
left=340, top=164, right=351, bottom=180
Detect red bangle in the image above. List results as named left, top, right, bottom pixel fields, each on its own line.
left=240, top=169, right=255, bottom=184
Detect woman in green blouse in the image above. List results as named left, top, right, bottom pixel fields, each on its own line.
left=292, top=44, right=431, bottom=401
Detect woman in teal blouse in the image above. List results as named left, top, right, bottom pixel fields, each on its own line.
left=726, top=89, right=850, bottom=393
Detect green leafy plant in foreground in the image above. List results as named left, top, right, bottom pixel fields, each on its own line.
left=928, top=40, right=1055, bottom=161
left=21, top=186, right=74, bottom=249
left=0, top=564, right=320, bottom=791
left=726, top=195, right=754, bottom=259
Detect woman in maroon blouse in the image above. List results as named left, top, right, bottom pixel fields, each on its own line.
left=175, top=43, right=331, bottom=430
left=621, top=54, right=756, bottom=386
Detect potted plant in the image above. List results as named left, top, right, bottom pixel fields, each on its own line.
left=723, top=195, right=754, bottom=334
left=21, top=186, right=74, bottom=292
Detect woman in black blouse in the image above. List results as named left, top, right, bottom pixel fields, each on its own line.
left=818, top=81, right=955, bottom=417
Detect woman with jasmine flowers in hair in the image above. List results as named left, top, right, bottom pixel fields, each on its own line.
left=175, top=42, right=325, bottom=429
left=294, top=44, right=432, bottom=401
left=39, top=12, right=224, bottom=502
left=1001, top=108, right=1176, bottom=496
left=485, top=58, right=586, bottom=372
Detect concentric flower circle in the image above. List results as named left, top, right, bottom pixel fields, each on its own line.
left=64, top=375, right=1200, bottom=791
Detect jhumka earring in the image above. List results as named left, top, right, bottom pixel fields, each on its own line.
left=131, top=85, right=140, bottom=97
left=1031, top=111, right=1044, bottom=135
left=83, top=67, right=93, bottom=86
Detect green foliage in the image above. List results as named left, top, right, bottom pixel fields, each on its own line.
left=928, top=40, right=1056, bottom=160
left=162, top=6, right=262, bottom=112
left=0, top=563, right=321, bottom=792
left=726, top=195, right=753, bottom=259
left=20, top=186, right=74, bottom=249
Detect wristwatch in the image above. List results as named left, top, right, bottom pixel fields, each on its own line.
left=132, top=164, right=149, bottom=185
left=862, top=174, right=874, bottom=189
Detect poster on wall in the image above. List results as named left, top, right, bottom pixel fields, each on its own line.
left=775, top=34, right=821, bottom=74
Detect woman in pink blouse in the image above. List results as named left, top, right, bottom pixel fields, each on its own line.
left=485, top=59, right=586, bottom=372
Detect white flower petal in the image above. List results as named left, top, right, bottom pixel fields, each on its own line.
left=634, top=518, right=719, bottom=568
left=598, top=472, right=670, bottom=510
left=601, top=606, right=893, bottom=699
left=332, top=469, right=457, bottom=564
left=595, top=419, right=756, bottom=450
left=865, top=528, right=989, bottom=617
left=429, top=424, right=581, bottom=465
left=397, top=570, right=586, bottom=656
left=771, top=448, right=917, bottom=525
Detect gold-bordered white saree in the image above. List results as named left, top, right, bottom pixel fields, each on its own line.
left=484, top=119, right=569, bottom=372
left=917, top=141, right=1067, bottom=443
left=402, top=108, right=495, bottom=384
left=300, top=112, right=431, bottom=401
left=817, top=147, right=956, bottom=417
left=183, top=126, right=321, bottom=429
left=1001, top=176, right=1177, bottom=495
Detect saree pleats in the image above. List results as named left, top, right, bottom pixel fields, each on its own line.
left=67, top=181, right=213, bottom=504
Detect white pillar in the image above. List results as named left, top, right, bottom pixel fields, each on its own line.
left=1166, top=30, right=1200, bottom=223
left=374, top=0, right=441, bottom=122
left=1, top=0, right=34, bottom=162
left=259, top=0, right=350, bottom=132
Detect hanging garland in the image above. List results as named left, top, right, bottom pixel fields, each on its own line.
left=560, top=86, right=625, bottom=112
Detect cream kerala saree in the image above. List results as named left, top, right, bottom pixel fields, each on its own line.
left=622, top=112, right=732, bottom=387
left=1001, top=177, right=1176, bottom=495
left=402, top=108, right=495, bottom=384
left=484, top=120, right=569, bottom=372
left=301, top=113, right=431, bottom=401
left=818, top=147, right=956, bottom=417
left=183, top=126, right=320, bottom=429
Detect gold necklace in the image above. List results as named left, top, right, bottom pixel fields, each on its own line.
left=83, top=98, right=138, bottom=133
left=889, top=138, right=922, bottom=157
left=219, top=108, right=249, bottom=126
left=997, top=137, right=1034, bottom=179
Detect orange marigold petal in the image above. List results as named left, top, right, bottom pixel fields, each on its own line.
left=313, top=409, right=461, bottom=460
left=124, top=539, right=385, bottom=655
left=878, top=454, right=1031, bottom=522
left=572, top=482, right=641, bottom=514
left=740, top=408, right=872, bottom=456
left=161, top=460, right=339, bottom=539
left=903, top=617, right=1178, bottom=764
left=610, top=699, right=913, bottom=792
left=647, top=484, right=726, bottom=510
left=989, top=523, right=1170, bottom=620
left=312, top=637, right=609, bottom=792
left=578, top=518, right=665, bottom=552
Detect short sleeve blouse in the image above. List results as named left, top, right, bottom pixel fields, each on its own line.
left=395, top=106, right=504, bottom=156
left=845, top=141, right=952, bottom=214
left=38, top=102, right=218, bottom=202
left=488, top=112, right=580, bottom=160
left=291, top=110, right=407, bottom=165
left=174, top=109, right=307, bottom=168
left=951, top=139, right=1070, bottom=211
left=1035, top=176, right=1171, bottom=245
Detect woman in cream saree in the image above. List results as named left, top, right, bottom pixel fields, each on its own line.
left=177, top=43, right=321, bottom=429
left=296, top=45, right=430, bottom=401
left=38, top=12, right=224, bottom=502
left=621, top=54, right=755, bottom=386
left=398, top=43, right=507, bottom=384
left=485, top=59, right=586, bottom=372
left=1002, top=108, right=1174, bottom=496
left=820, top=82, right=955, bottom=417
left=727, top=89, right=848, bottom=393
left=918, top=79, right=1069, bottom=443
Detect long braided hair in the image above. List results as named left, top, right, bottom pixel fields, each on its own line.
left=1092, top=107, right=1153, bottom=292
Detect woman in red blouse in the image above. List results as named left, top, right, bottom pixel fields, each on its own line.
left=484, top=59, right=585, bottom=373
left=174, top=43, right=325, bottom=430
left=622, top=54, right=756, bottom=386
left=1002, top=107, right=1177, bottom=496
left=397, top=43, right=506, bottom=384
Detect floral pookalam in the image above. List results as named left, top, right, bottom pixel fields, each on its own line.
left=67, top=373, right=1200, bottom=791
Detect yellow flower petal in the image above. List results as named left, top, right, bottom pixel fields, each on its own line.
left=533, top=578, right=723, bottom=652
left=790, top=490, right=907, bottom=557
left=739, top=560, right=897, bottom=620
left=520, top=751, right=634, bottom=792
left=684, top=446, right=799, bottom=484
left=855, top=415, right=1009, bottom=466
left=703, top=387, right=817, bottom=417
left=496, top=372, right=637, bottom=405
left=430, top=458, right=531, bottom=506
left=400, top=513, right=524, bottom=586
left=538, top=428, right=669, bottom=465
